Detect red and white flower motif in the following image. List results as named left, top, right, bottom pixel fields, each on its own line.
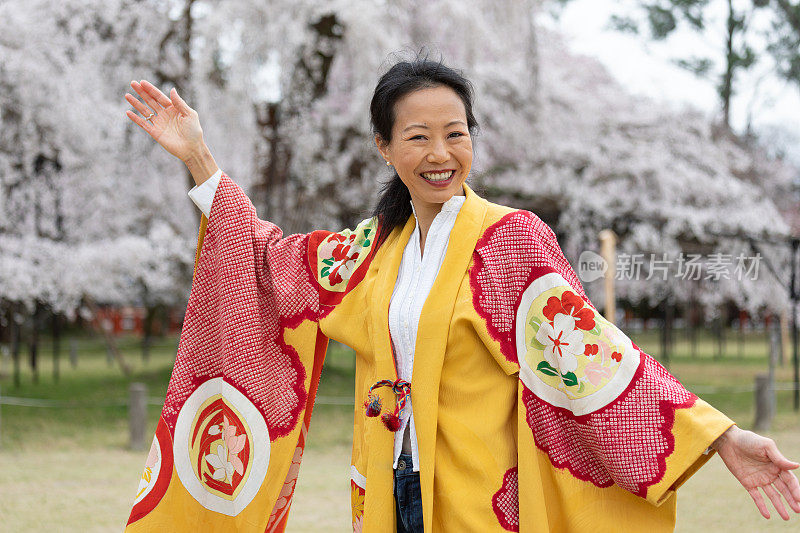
left=206, top=443, right=236, bottom=482
left=542, top=290, right=595, bottom=331
left=327, top=234, right=361, bottom=286
left=535, top=313, right=585, bottom=373
left=205, top=416, right=246, bottom=483
left=471, top=211, right=698, bottom=496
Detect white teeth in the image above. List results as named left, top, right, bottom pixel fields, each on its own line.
left=421, top=170, right=454, bottom=181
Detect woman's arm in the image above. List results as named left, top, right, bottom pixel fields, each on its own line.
left=183, top=142, right=219, bottom=187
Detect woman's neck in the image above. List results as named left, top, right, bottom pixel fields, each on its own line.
left=413, top=202, right=440, bottom=256
left=410, top=191, right=464, bottom=257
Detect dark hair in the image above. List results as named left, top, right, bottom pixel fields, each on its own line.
left=370, top=50, right=480, bottom=248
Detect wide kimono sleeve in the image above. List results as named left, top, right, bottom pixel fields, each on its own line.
left=125, top=172, right=377, bottom=533
left=469, top=208, right=735, bottom=531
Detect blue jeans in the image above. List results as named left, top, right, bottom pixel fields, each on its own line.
left=394, top=453, right=424, bottom=532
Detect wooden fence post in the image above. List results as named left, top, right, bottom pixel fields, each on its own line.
left=129, top=382, right=147, bottom=450
left=754, top=374, right=775, bottom=432
left=755, top=323, right=781, bottom=432
left=52, top=312, right=61, bottom=382
left=69, top=338, right=78, bottom=368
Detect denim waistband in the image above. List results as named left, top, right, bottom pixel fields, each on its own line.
left=394, top=452, right=415, bottom=474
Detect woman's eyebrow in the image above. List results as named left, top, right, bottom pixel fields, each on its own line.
left=402, top=120, right=467, bottom=133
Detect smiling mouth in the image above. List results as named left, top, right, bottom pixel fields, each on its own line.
left=420, top=170, right=455, bottom=182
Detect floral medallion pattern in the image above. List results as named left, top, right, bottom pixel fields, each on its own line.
left=189, top=399, right=252, bottom=498
left=203, top=413, right=248, bottom=486
left=173, top=377, right=270, bottom=516
left=516, top=273, right=696, bottom=494
left=469, top=211, right=699, bottom=497
left=316, top=218, right=378, bottom=292
left=516, top=272, right=639, bottom=416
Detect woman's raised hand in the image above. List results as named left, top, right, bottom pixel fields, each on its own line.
left=124, top=80, right=204, bottom=162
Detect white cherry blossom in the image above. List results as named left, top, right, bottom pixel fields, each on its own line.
left=205, top=444, right=235, bottom=483
left=535, top=313, right=585, bottom=374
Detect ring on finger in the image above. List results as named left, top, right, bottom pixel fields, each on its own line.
left=144, top=112, right=155, bottom=122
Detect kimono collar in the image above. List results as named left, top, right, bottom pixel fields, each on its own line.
left=363, top=182, right=488, bottom=530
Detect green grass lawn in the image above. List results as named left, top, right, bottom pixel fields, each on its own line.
left=0, top=329, right=799, bottom=531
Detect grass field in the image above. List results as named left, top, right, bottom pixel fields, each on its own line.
left=0, top=328, right=799, bottom=531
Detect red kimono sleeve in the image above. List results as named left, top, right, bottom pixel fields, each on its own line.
left=125, top=172, right=375, bottom=532
left=471, top=209, right=734, bottom=507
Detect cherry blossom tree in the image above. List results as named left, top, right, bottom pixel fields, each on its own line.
left=1, top=0, right=795, bottom=374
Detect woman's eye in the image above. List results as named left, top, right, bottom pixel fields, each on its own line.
left=408, top=132, right=465, bottom=140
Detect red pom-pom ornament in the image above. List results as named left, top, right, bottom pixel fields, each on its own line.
left=364, top=395, right=382, bottom=417
left=365, top=378, right=410, bottom=432
left=381, top=412, right=402, bottom=432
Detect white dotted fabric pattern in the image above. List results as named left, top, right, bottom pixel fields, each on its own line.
left=161, top=173, right=321, bottom=440
left=523, top=354, right=694, bottom=496
left=472, top=210, right=696, bottom=497
left=471, top=211, right=588, bottom=365
left=491, top=466, right=519, bottom=532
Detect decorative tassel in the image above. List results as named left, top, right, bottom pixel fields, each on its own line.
left=364, top=395, right=382, bottom=417
left=364, top=378, right=411, bottom=432
left=381, top=412, right=402, bottom=432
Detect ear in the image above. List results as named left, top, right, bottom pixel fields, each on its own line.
left=374, top=134, right=389, bottom=161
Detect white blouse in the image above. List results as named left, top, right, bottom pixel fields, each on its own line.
left=188, top=170, right=466, bottom=473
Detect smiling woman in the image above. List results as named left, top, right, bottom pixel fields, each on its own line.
left=374, top=86, right=473, bottom=256
left=122, top=52, right=800, bottom=533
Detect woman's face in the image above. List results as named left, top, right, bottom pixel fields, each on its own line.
left=375, top=85, right=473, bottom=212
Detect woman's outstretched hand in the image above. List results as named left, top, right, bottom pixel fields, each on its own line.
left=713, top=425, right=800, bottom=520
left=124, top=80, right=204, bottom=162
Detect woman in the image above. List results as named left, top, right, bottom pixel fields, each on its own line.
left=123, top=57, right=800, bottom=532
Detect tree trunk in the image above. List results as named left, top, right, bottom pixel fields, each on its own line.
left=29, top=302, right=40, bottom=384
left=720, top=0, right=735, bottom=132
left=142, top=305, right=157, bottom=364
left=52, top=310, right=61, bottom=382
left=86, top=298, right=132, bottom=376
left=720, top=307, right=728, bottom=357
left=661, top=298, right=673, bottom=368
left=688, top=302, right=698, bottom=359
left=11, top=305, right=21, bottom=388
left=738, top=309, right=746, bottom=359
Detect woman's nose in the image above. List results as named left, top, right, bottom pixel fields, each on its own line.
left=426, top=139, right=449, bottom=163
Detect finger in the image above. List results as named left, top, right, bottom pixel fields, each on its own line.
left=169, top=87, right=194, bottom=115
left=779, top=469, right=800, bottom=504
left=125, top=109, right=155, bottom=136
left=748, top=487, right=771, bottom=519
left=124, top=93, right=151, bottom=117
left=139, top=79, right=172, bottom=108
left=131, top=80, right=163, bottom=114
left=765, top=441, right=800, bottom=470
left=764, top=484, right=790, bottom=520
left=773, top=476, right=800, bottom=513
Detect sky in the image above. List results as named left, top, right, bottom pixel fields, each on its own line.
left=540, top=0, right=800, bottom=164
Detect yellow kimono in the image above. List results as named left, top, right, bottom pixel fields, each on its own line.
left=125, top=173, right=734, bottom=532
